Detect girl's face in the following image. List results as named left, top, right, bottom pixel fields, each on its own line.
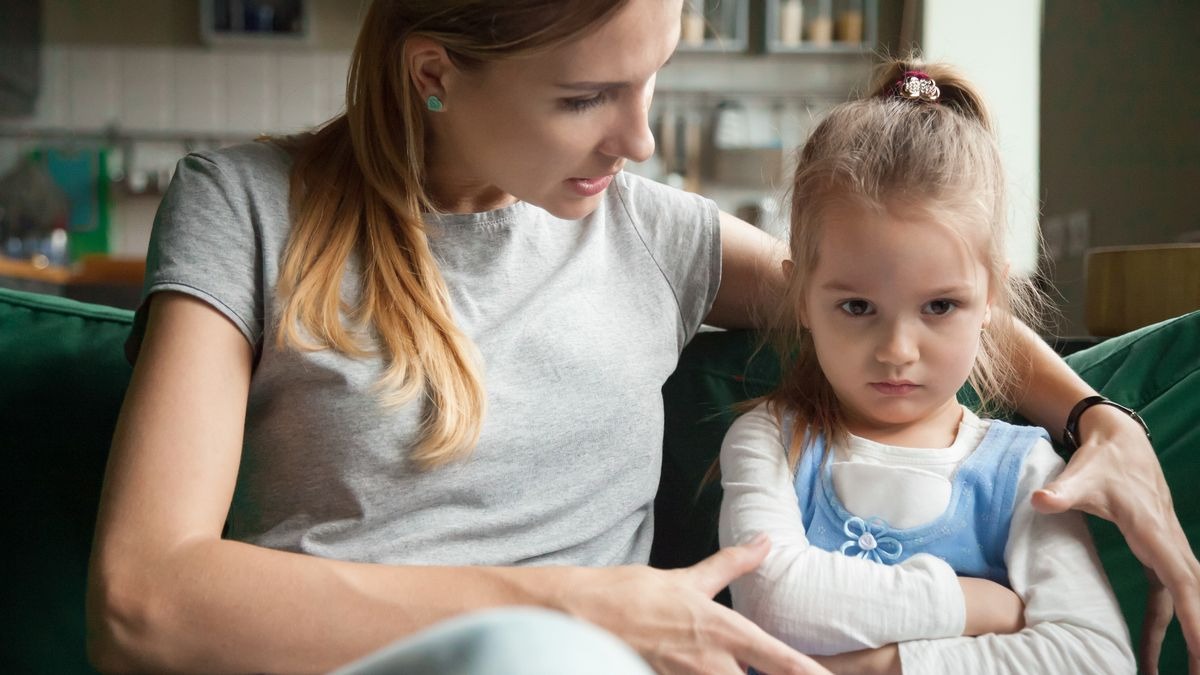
left=799, top=200, right=995, bottom=448
left=427, top=0, right=682, bottom=217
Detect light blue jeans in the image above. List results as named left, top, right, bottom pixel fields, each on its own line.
left=331, top=607, right=655, bottom=675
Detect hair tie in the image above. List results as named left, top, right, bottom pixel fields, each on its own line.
left=891, top=70, right=940, bottom=103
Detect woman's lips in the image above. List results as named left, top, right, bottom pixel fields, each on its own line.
left=566, top=174, right=614, bottom=197
left=870, top=382, right=920, bottom=396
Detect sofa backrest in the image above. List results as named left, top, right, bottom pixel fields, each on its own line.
left=2, top=289, right=133, bottom=673
left=3, top=286, right=1196, bottom=673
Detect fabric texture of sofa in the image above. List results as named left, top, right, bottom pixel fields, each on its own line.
left=3, top=286, right=1197, bottom=673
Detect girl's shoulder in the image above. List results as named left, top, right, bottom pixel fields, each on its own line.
left=724, top=401, right=790, bottom=447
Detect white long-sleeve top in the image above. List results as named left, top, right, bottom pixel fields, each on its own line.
left=718, top=403, right=1134, bottom=674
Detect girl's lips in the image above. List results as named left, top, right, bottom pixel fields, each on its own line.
left=566, top=174, right=614, bottom=197
left=870, top=382, right=920, bottom=396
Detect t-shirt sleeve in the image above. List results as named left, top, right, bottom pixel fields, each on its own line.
left=125, top=151, right=266, bottom=363
left=611, top=172, right=721, bottom=346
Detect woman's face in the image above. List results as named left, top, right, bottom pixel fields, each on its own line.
left=429, top=0, right=682, bottom=217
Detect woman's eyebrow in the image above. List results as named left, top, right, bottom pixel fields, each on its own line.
left=555, top=81, right=628, bottom=91
left=555, top=55, right=673, bottom=91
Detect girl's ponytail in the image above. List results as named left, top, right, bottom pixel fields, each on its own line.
left=868, top=59, right=994, bottom=133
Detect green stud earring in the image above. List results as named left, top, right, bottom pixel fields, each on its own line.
left=426, top=95, right=444, bottom=112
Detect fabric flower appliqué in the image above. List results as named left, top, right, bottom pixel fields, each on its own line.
left=839, top=516, right=903, bottom=564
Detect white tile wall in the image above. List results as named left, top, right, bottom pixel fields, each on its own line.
left=120, top=49, right=175, bottom=131
left=277, top=53, right=324, bottom=132
left=10, top=45, right=352, bottom=136
left=225, top=52, right=278, bottom=134
left=68, top=48, right=121, bottom=129
left=174, top=51, right=227, bottom=133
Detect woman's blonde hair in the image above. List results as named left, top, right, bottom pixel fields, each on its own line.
left=274, top=1, right=630, bottom=470
left=766, top=57, right=1046, bottom=470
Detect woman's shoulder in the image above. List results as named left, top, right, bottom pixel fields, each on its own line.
left=610, top=170, right=715, bottom=218
left=180, top=139, right=294, bottom=188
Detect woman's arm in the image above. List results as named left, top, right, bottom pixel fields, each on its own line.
left=705, top=211, right=786, bottom=329
left=718, top=406, right=1024, bottom=655
left=87, top=292, right=825, bottom=675
left=895, top=440, right=1136, bottom=674
left=1010, top=322, right=1200, bottom=669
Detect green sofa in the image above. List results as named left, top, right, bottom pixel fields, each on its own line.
left=3, top=286, right=1197, bottom=673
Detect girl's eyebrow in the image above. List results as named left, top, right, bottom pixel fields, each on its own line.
left=819, top=281, right=862, bottom=292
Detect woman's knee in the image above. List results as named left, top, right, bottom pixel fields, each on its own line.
left=334, top=607, right=653, bottom=675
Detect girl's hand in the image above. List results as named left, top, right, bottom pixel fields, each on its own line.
left=1031, top=404, right=1200, bottom=674
left=812, top=644, right=900, bottom=675
left=561, top=536, right=830, bottom=675
left=958, top=576, right=1025, bottom=636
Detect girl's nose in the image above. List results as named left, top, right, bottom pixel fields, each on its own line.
left=875, top=320, right=919, bottom=366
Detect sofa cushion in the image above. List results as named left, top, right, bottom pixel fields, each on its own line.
left=1, top=288, right=133, bottom=673
left=656, top=312, right=1200, bottom=672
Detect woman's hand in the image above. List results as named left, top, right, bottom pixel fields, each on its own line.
left=560, top=535, right=830, bottom=675
left=812, top=644, right=900, bottom=675
left=1031, top=404, right=1200, bottom=674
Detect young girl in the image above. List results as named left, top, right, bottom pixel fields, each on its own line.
left=719, top=60, right=1136, bottom=673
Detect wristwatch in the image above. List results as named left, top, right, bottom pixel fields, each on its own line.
left=1062, top=395, right=1151, bottom=454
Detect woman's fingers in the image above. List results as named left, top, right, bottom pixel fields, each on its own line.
left=666, top=538, right=829, bottom=675
left=723, top=612, right=832, bottom=675
left=1139, top=567, right=1174, bottom=675
left=1031, top=423, right=1200, bottom=671
left=682, top=534, right=772, bottom=598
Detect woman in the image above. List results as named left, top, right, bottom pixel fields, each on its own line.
left=86, top=1, right=1198, bottom=673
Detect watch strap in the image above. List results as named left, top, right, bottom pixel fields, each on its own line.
left=1062, top=395, right=1151, bottom=454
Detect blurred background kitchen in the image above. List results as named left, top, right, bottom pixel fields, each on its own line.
left=0, top=0, right=1196, bottom=338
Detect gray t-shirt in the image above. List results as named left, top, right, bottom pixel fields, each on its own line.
left=128, top=141, right=721, bottom=567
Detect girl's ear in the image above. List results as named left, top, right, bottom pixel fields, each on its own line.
left=983, top=261, right=1011, bottom=329
left=782, top=259, right=809, bottom=328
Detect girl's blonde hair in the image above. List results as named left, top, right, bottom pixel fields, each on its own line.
left=274, top=1, right=629, bottom=470
left=766, top=57, right=1046, bottom=470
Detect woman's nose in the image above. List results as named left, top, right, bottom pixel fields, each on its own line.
left=600, top=85, right=656, bottom=163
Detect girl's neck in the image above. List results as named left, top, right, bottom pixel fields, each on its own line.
left=843, top=399, right=965, bottom=449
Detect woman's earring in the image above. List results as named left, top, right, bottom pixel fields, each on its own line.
left=426, top=95, right=445, bottom=112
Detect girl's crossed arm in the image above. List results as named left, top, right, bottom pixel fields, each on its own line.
left=718, top=405, right=1020, bottom=655
left=894, top=440, right=1135, bottom=674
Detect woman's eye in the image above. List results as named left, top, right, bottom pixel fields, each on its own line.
left=923, top=299, right=957, bottom=316
left=562, top=92, right=608, bottom=112
left=839, top=300, right=873, bottom=316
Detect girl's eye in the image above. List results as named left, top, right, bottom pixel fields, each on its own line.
left=839, top=300, right=873, bottom=316
left=923, top=299, right=957, bottom=316
left=562, top=92, right=608, bottom=112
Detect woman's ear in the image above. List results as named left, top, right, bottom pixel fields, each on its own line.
left=405, top=36, right=454, bottom=103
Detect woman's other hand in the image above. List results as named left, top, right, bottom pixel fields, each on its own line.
left=1031, top=404, right=1200, bottom=674
left=561, top=535, right=830, bottom=675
